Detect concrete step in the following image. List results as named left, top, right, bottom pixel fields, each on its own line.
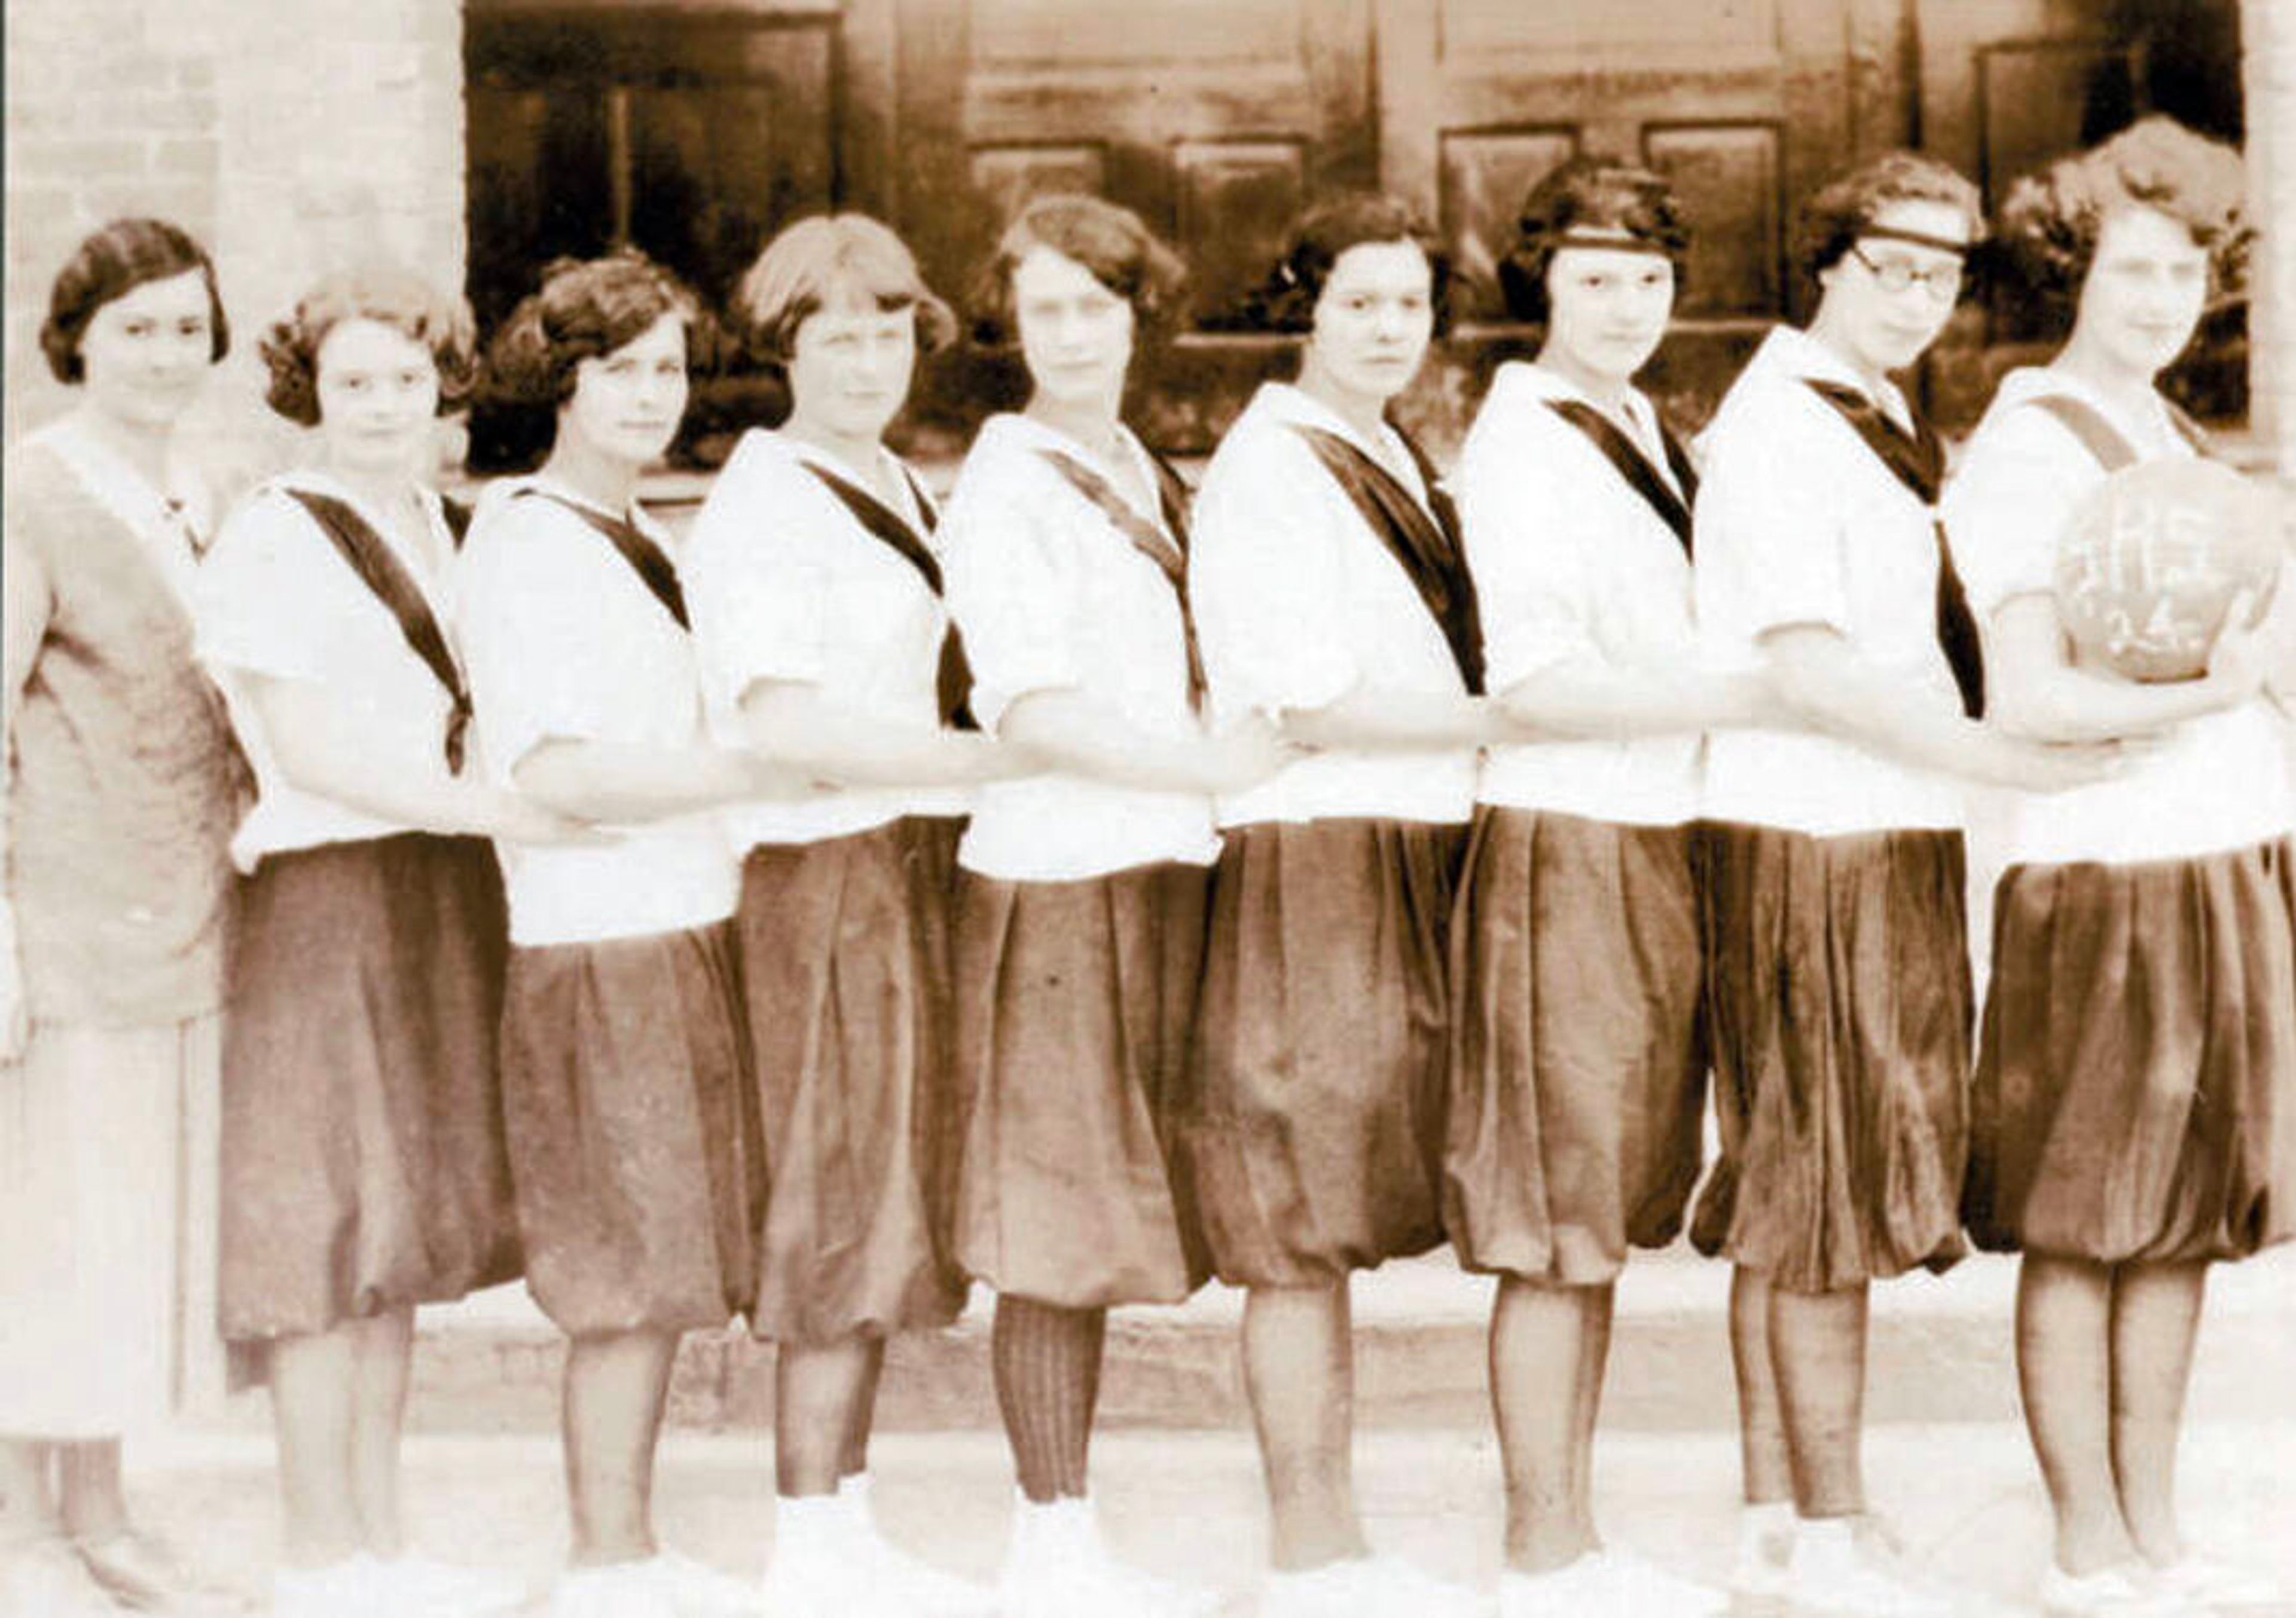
left=197, top=1245, right=2296, bottom=1437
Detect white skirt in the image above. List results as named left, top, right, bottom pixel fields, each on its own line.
left=0, top=1014, right=217, bottom=1438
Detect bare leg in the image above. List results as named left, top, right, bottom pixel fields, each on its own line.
left=1243, top=1280, right=1366, bottom=1571
left=2016, top=1256, right=2130, bottom=1575
left=1727, top=1266, right=1793, bottom=1506
left=0, top=1441, right=58, bottom=1546
left=842, top=1339, right=887, bottom=1483
left=54, top=1442, right=130, bottom=1541
left=991, top=1295, right=1106, bottom=1503
left=1570, top=1283, right=1615, bottom=1549
left=775, top=1337, right=879, bottom=1498
left=1489, top=1277, right=1604, bottom=1574
left=563, top=1329, right=679, bottom=1565
left=268, top=1328, right=364, bottom=1566
left=347, top=1308, right=414, bottom=1558
left=2109, top=1260, right=2207, bottom=1566
left=1769, top=1282, right=1868, bottom=1518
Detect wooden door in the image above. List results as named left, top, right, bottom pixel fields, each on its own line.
left=1372, top=0, right=1913, bottom=435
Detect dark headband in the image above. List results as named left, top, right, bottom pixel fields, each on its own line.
left=1549, top=228, right=1674, bottom=257
left=1856, top=223, right=1971, bottom=258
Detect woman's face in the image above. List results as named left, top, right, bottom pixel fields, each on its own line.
left=1541, top=242, right=1675, bottom=386
left=2073, top=204, right=2209, bottom=380
left=78, top=268, right=215, bottom=432
left=314, top=316, right=439, bottom=481
left=560, top=312, right=689, bottom=468
left=1012, top=245, right=1134, bottom=415
left=1813, top=197, right=1972, bottom=377
left=1305, top=239, right=1435, bottom=413
left=785, top=288, right=916, bottom=447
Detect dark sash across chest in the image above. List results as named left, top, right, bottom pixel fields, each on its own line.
left=1033, top=444, right=1208, bottom=704
left=1288, top=422, right=1486, bottom=695
left=1541, top=397, right=1698, bottom=557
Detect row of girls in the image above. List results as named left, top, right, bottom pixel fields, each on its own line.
left=2, top=109, right=2289, bottom=1618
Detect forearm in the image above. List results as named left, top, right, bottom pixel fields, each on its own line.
left=737, top=682, right=1003, bottom=789
left=510, top=736, right=811, bottom=824
left=1500, top=660, right=1772, bottom=740
left=999, top=691, right=1219, bottom=793
left=1990, top=659, right=2242, bottom=743
left=1280, top=686, right=1523, bottom=752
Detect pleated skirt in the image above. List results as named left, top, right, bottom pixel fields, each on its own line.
left=1965, top=840, right=2296, bottom=1263
left=500, top=921, right=761, bottom=1335
left=1183, top=817, right=1462, bottom=1287
left=950, top=861, right=1211, bottom=1309
left=1443, top=807, right=1708, bottom=1284
left=218, top=834, right=518, bottom=1354
left=738, top=817, right=967, bottom=1345
left=0, top=1015, right=216, bottom=1437
left=1690, top=823, right=1971, bottom=1292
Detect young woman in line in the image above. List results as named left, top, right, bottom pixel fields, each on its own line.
left=457, top=250, right=808, bottom=1618
left=938, top=192, right=1288, bottom=1618
left=1182, top=193, right=1513, bottom=1618
left=1447, top=156, right=1775, bottom=1618
left=1690, top=152, right=2125, bottom=1618
left=0, top=218, right=243, bottom=1616
left=1946, top=116, right=2292, bottom=1618
left=199, top=261, right=567, bottom=1618
left=683, top=212, right=1006, bottom=1618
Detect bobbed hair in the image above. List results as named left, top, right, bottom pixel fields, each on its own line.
left=1995, top=115, right=2249, bottom=314
left=1793, top=150, right=1983, bottom=284
left=1498, top=157, right=1692, bottom=324
left=40, top=216, right=229, bottom=384
left=734, top=212, right=956, bottom=365
left=259, top=260, right=477, bottom=427
left=482, top=249, right=702, bottom=407
left=1253, top=192, right=1455, bottom=337
left=970, top=193, right=1189, bottom=346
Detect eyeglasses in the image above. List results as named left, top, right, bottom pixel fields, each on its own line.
left=1849, top=243, right=1965, bottom=300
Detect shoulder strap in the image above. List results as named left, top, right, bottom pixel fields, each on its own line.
left=2023, top=392, right=2142, bottom=474
left=283, top=487, right=472, bottom=771
left=802, top=461, right=944, bottom=594
left=515, top=487, right=689, bottom=630
left=1034, top=445, right=1205, bottom=704
left=1290, top=422, right=1486, bottom=695
left=799, top=459, right=976, bottom=729
left=1542, top=397, right=1695, bottom=557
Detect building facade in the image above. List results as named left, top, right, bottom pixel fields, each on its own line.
left=1, top=0, right=2268, bottom=465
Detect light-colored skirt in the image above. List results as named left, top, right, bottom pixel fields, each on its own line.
left=951, top=862, right=1211, bottom=1309
left=1690, top=823, right=1971, bottom=1292
left=501, top=922, right=761, bottom=1336
left=1444, top=807, right=1708, bottom=1284
left=1967, top=840, right=2296, bottom=1263
left=1183, top=817, right=1461, bottom=1287
left=740, top=819, right=967, bottom=1345
left=0, top=1014, right=217, bottom=1437
left=219, top=834, right=518, bottom=1354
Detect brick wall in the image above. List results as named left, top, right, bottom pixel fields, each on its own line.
left=4, top=0, right=466, bottom=469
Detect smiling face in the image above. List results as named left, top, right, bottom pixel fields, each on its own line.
left=1013, top=245, right=1135, bottom=416
left=1812, top=197, right=1972, bottom=377
left=1300, top=239, right=1435, bottom=417
left=78, top=268, right=215, bottom=432
left=784, top=286, right=917, bottom=447
left=560, top=312, right=689, bottom=469
left=1540, top=242, right=1676, bottom=387
left=2071, top=204, right=2210, bottom=381
left=314, top=316, right=439, bottom=481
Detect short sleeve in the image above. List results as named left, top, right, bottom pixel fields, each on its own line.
left=1188, top=425, right=1359, bottom=723
left=193, top=490, right=346, bottom=683
left=1696, top=390, right=1854, bottom=643
left=682, top=436, right=832, bottom=708
left=457, top=503, right=626, bottom=779
left=939, top=442, right=1084, bottom=733
left=1457, top=405, right=1595, bottom=688
left=1942, top=408, right=2093, bottom=621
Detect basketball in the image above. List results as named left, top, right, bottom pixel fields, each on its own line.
left=2053, top=458, right=2285, bottom=682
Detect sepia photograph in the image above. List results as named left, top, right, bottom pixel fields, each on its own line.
left=2, top=0, right=2292, bottom=1614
